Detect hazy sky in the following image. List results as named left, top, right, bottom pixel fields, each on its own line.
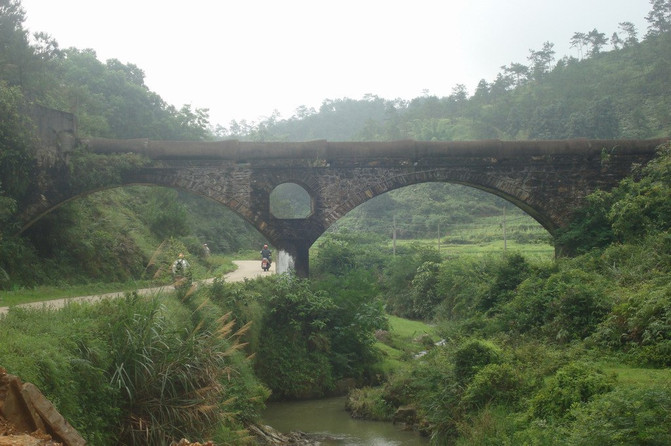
left=21, top=0, right=652, bottom=128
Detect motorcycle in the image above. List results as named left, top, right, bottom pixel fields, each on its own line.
left=261, top=257, right=271, bottom=272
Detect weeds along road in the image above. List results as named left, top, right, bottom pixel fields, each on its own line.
left=0, top=260, right=275, bottom=316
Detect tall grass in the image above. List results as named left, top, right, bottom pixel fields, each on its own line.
left=0, top=288, right=267, bottom=445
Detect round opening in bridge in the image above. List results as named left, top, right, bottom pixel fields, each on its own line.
left=270, top=182, right=313, bottom=219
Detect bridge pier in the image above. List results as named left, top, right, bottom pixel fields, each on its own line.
left=275, top=240, right=310, bottom=278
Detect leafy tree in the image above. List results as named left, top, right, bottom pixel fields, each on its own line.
left=501, top=62, right=530, bottom=87
left=566, top=97, right=620, bottom=138
left=586, top=28, right=608, bottom=56
left=555, top=189, right=615, bottom=255
left=528, top=102, right=569, bottom=139
left=0, top=0, right=30, bottom=86
left=610, top=32, right=623, bottom=50
left=409, top=261, right=441, bottom=320
left=0, top=81, right=34, bottom=200
left=618, top=21, right=639, bottom=47
left=527, top=41, right=556, bottom=80
left=645, top=0, right=671, bottom=37
left=570, top=32, right=588, bottom=59
left=544, top=269, right=610, bottom=341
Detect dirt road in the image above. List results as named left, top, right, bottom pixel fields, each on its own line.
left=0, top=260, right=274, bottom=316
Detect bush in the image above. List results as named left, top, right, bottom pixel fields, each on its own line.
left=478, top=252, right=530, bottom=312
left=545, top=269, right=611, bottom=342
left=314, top=270, right=386, bottom=383
left=381, top=246, right=443, bottom=319
left=593, top=281, right=671, bottom=366
left=434, top=255, right=496, bottom=321
left=346, top=387, right=395, bottom=421
left=461, top=363, right=528, bottom=411
left=408, top=261, right=441, bottom=320
left=501, top=267, right=610, bottom=342
left=253, top=276, right=338, bottom=399
left=528, top=362, right=615, bottom=422
left=565, top=386, right=671, bottom=445
left=381, top=347, right=462, bottom=441
left=609, top=143, right=671, bottom=242
left=256, top=327, right=335, bottom=399
left=453, top=339, right=502, bottom=384
left=554, top=190, right=615, bottom=255
left=311, top=231, right=387, bottom=277
left=499, top=275, right=552, bottom=334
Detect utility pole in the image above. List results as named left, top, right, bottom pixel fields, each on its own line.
left=392, top=215, right=397, bottom=256
left=502, top=205, right=507, bottom=252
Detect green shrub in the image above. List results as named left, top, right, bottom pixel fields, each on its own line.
left=453, top=339, right=502, bottom=384
left=381, top=246, right=443, bottom=319
left=346, top=386, right=395, bottom=421
left=595, top=231, right=671, bottom=286
left=478, top=252, right=530, bottom=312
left=253, top=276, right=337, bottom=399
left=499, top=275, right=553, bottom=334
left=256, top=326, right=335, bottom=399
left=593, top=281, right=671, bottom=366
left=528, top=362, right=615, bottom=422
left=209, top=272, right=386, bottom=400
left=461, top=363, right=528, bottom=411
left=380, top=347, right=463, bottom=442
left=545, top=269, right=611, bottom=342
left=554, top=190, right=615, bottom=255
left=434, top=255, right=496, bottom=321
left=408, top=261, right=441, bottom=320
left=501, top=268, right=609, bottom=342
left=609, top=143, right=671, bottom=242
left=314, top=270, right=386, bottom=383
left=311, top=231, right=387, bottom=277
left=565, top=386, right=671, bottom=445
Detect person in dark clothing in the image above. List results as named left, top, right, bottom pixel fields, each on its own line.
left=260, top=244, right=272, bottom=263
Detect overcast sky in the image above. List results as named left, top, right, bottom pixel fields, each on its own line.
left=20, top=0, right=653, bottom=128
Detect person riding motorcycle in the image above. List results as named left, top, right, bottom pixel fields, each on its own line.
left=260, top=244, right=272, bottom=262
left=172, top=253, right=190, bottom=275
left=260, top=245, right=272, bottom=271
left=171, top=253, right=191, bottom=287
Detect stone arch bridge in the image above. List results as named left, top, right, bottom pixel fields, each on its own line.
left=20, top=132, right=668, bottom=277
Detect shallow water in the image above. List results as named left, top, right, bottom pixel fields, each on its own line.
left=262, top=396, right=429, bottom=445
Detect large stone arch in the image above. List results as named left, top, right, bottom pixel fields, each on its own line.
left=318, top=169, right=554, bottom=233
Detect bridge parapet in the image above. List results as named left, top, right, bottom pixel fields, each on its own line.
left=85, top=137, right=663, bottom=162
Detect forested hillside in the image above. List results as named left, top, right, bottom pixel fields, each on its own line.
left=1, top=0, right=670, bottom=289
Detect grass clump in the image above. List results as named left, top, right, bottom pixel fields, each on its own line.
left=0, top=288, right=268, bottom=445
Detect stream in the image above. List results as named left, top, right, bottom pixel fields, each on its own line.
left=262, top=396, right=429, bottom=445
